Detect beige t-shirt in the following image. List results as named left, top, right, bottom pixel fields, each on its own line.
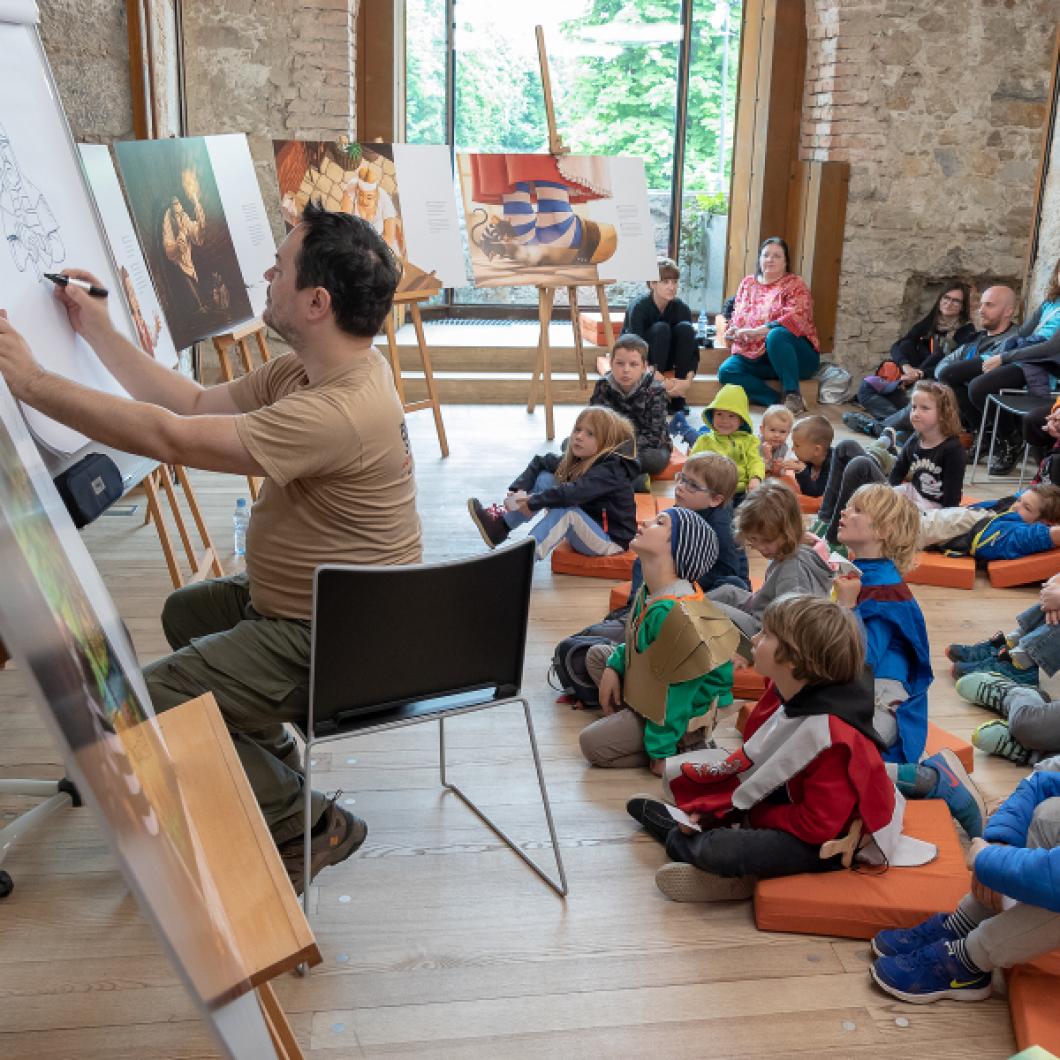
left=229, top=349, right=422, bottom=620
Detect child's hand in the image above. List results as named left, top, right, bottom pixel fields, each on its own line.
left=506, top=490, right=531, bottom=517
left=747, top=477, right=762, bottom=491
left=833, top=572, right=861, bottom=609
left=1046, top=608, right=1060, bottom=627
left=599, top=668, right=622, bottom=715
left=779, top=457, right=804, bottom=473
left=648, top=758, right=665, bottom=777
left=677, top=811, right=702, bottom=835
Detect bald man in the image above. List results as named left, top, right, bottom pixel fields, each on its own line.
left=937, top=286, right=1022, bottom=466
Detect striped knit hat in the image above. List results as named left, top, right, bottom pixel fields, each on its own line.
left=662, top=507, right=719, bottom=586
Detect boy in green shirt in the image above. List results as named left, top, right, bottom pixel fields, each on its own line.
left=579, top=507, right=738, bottom=774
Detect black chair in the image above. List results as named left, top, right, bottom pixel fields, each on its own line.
left=294, top=538, right=567, bottom=923
left=971, top=389, right=1059, bottom=486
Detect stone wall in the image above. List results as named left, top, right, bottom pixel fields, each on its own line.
left=38, top=0, right=134, bottom=143
left=803, top=0, right=1057, bottom=371
left=1029, top=102, right=1060, bottom=309
left=183, top=0, right=359, bottom=242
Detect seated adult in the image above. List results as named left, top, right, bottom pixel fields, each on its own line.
left=962, top=260, right=1060, bottom=474
left=623, top=256, right=698, bottom=413
left=0, top=204, right=421, bottom=895
left=716, top=237, right=819, bottom=415
left=845, top=280, right=975, bottom=434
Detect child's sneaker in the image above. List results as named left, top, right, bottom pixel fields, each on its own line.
left=971, top=719, right=1034, bottom=765
left=467, top=498, right=511, bottom=548
left=955, top=672, right=1024, bottom=716
left=654, top=862, right=754, bottom=903
left=951, top=655, right=1039, bottom=685
left=945, top=633, right=1005, bottom=665
left=872, top=913, right=962, bottom=958
left=842, top=410, right=878, bottom=437
left=870, top=940, right=992, bottom=1003
left=922, top=749, right=986, bottom=838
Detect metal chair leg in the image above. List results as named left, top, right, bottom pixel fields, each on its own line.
left=438, top=702, right=568, bottom=897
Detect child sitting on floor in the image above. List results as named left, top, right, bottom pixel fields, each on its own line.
left=467, top=406, right=638, bottom=560
left=758, top=403, right=797, bottom=481
left=627, top=595, right=934, bottom=903
left=870, top=771, right=1060, bottom=1004
left=589, top=333, right=671, bottom=484
left=917, top=482, right=1060, bottom=562
left=789, top=414, right=869, bottom=502
left=815, top=380, right=965, bottom=544
left=579, top=508, right=737, bottom=774
left=680, top=384, right=765, bottom=505
left=832, top=484, right=986, bottom=836
left=707, top=480, right=833, bottom=638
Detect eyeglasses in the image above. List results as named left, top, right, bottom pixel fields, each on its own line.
left=675, top=472, right=711, bottom=493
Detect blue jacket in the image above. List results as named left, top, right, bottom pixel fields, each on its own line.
left=963, top=506, right=1056, bottom=561
left=853, top=557, right=932, bottom=765
left=978, top=771, right=1060, bottom=913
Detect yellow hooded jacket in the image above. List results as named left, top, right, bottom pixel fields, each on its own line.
left=689, top=384, right=766, bottom=491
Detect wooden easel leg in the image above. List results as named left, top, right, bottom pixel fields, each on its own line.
left=530, top=287, right=556, bottom=438
left=567, top=285, right=588, bottom=391
left=257, top=981, right=304, bottom=1060
left=383, top=313, right=408, bottom=405
left=142, top=471, right=183, bottom=589
left=173, top=465, right=225, bottom=578
left=409, top=302, right=449, bottom=457
left=254, top=329, right=272, bottom=363
left=237, top=337, right=255, bottom=376
left=594, top=282, right=614, bottom=376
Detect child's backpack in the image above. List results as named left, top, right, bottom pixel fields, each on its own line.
left=549, top=618, right=625, bottom=709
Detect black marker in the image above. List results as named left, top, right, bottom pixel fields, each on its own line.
left=43, top=273, right=109, bottom=298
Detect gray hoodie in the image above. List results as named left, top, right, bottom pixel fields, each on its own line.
left=707, top=544, right=834, bottom=637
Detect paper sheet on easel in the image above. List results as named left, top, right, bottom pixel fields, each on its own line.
left=0, top=20, right=135, bottom=453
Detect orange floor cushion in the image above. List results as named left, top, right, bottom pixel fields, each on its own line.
left=654, top=450, right=686, bottom=481
left=733, top=671, right=767, bottom=705
left=609, top=580, right=633, bottom=612
left=1007, top=966, right=1060, bottom=1055
left=922, top=721, right=974, bottom=773
left=635, top=494, right=661, bottom=520
left=578, top=311, right=625, bottom=346
left=753, top=800, right=970, bottom=939
left=988, top=549, right=1060, bottom=589
left=798, top=493, right=822, bottom=514
left=551, top=542, right=635, bottom=579
left=906, top=552, right=977, bottom=589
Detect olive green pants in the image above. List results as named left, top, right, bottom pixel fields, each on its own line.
left=142, top=573, right=324, bottom=845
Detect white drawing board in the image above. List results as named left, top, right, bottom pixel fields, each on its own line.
left=79, top=143, right=179, bottom=369
left=0, top=10, right=137, bottom=454
left=206, top=133, right=276, bottom=319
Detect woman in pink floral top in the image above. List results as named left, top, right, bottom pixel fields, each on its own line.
left=718, top=237, right=820, bottom=414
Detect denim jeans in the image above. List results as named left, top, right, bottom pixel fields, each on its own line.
left=857, top=380, right=908, bottom=423
left=503, top=470, right=620, bottom=560
left=1016, top=604, right=1060, bottom=677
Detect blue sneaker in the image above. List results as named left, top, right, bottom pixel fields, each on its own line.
left=952, top=656, right=1039, bottom=686
left=870, top=940, right=991, bottom=1003
left=872, top=913, right=961, bottom=958
left=668, top=409, right=692, bottom=439
left=945, top=637, right=1003, bottom=665
left=922, top=749, right=987, bottom=838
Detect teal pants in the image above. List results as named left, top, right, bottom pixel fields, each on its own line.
left=718, top=326, right=820, bottom=406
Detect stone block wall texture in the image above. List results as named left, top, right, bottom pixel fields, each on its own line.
left=183, top=0, right=360, bottom=243
left=802, top=0, right=1058, bottom=372
left=39, top=0, right=134, bottom=143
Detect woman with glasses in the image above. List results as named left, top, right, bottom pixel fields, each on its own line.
left=845, top=280, right=975, bottom=437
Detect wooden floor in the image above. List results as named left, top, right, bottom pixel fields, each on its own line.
left=0, top=403, right=1035, bottom=1058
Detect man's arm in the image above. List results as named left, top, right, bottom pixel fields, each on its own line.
left=49, top=270, right=243, bottom=416
left=0, top=315, right=263, bottom=476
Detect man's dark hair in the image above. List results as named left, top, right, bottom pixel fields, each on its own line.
left=295, top=201, right=401, bottom=337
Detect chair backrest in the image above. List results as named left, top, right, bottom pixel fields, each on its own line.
left=309, top=539, right=535, bottom=729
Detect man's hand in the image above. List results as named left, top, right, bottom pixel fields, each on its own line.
left=598, top=667, right=622, bottom=715
left=1040, top=574, right=1060, bottom=614
left=900, top=364, right=922, bottom=384
left=52, top=269, right=116, bottom=345
left=982, top=354, right=1002, bottom=373
left=0, top=311, right=47, bottom=399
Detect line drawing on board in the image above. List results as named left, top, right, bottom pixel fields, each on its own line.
left=0, top=121, right=65, bottom=279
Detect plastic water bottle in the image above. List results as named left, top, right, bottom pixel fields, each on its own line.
left=696, top=309, right=708, bottom=345
left=233, top=497, right=249, bottom=557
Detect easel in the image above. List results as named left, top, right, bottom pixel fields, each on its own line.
left=527, top=27, right=615, bottom=441
left=382, top=290, right=450, bottom=457
left=138, top=464, right=225, bottom=590
left=155, top=693, right=319, bottom=1056
left=212, top=319, right=273, bottom=500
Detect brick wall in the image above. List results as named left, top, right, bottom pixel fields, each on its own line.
left=802, top=0, right=1057, bottom=371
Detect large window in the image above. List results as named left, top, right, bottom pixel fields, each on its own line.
left=405, top=0, right=740, bottom=312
